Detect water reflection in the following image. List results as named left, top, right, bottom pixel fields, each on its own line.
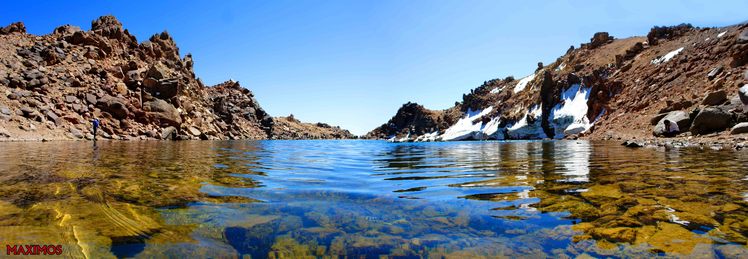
left=0, top=140, right=746, bottom=258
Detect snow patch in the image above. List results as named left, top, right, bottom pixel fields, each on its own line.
left=414, top=131, right=439, bottom=142
left=651, top=47, right=684, bottom=65
left=439, top=107, right=497, bottom=141
left=513, top=73, right=537, bottom=93
left=490, top=87, right=500, bottom=94
left=549, top=84, right=593, bottom=138
left=717, top=31, right=727, bottom=38
left=507, top=104, right=546, bottom=139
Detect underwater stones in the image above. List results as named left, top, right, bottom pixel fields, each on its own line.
left=581, top=185, right=622, bottom=204
left=642, top=222, right=712, bottom=255
left=589, top=227, right=637, bottom=243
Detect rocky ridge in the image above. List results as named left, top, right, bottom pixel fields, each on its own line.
left=0, top=16, right=351, bottom=141
left=368, top=22, right=748, bottom=148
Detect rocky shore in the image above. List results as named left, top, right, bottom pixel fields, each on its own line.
left=0, top=16, right=353, bottom=141
left=367, top=23, right=748, bottom=149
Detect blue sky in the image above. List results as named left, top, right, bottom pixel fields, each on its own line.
left=2, top=1, right=747, bottom=135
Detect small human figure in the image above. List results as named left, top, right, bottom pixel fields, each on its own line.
left=92, top=118, right=100, bottom=141
left=662, top=119, right=679, bottom=137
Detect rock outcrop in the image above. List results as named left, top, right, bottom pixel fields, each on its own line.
left=0, top=15, right=351, bottom=141
left=369, top=23, right=748, bottom=142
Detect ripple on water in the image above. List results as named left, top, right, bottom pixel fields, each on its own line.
left=0, top=140, right=746, bottom=258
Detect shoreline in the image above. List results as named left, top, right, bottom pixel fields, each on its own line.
left=5, top=133, right=747, bottom=151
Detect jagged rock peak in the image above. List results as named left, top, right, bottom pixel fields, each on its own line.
left=0, top=22, right=26, bottom=35
left=91, top=15, right=123, bottom=32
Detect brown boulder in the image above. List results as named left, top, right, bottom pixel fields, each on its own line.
left=701, top=90, right=727, bottom=106
left=97, top=96, right=130, bottom=120
left=153, top=78, right=180, bottom=99
left=589, top=32, right=613, bottom=49
left=690, top=107, right=732, bottom=135
left=146, top=62, right=170, bottom=80
left=144, top=99, right=181, bottom=127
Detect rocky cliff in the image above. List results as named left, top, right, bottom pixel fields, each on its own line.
left=368, top=23, right=748, bottom=145
left=0, top=16, right=351, bottom=141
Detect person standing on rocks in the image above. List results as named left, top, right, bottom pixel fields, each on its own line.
left=92, top=118, right=100, bottom=141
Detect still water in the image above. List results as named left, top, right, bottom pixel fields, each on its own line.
left=0, top=140, right=746, bottom=258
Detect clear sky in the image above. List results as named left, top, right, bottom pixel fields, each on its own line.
left=2, top=1, right=747, bottom=135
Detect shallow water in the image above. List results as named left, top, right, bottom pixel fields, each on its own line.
left=0, top=140, right=746, bottom=258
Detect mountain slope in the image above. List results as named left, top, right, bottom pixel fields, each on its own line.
left=368, top=24, right=748, bottom=143
left=0, top=15, right=352, bottom=141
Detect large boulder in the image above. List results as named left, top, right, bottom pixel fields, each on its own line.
left=160, top=126, right=177, bottom=140
left=143, top=99, right=181, bottom=127
left=731, top=122, right=748, bottom=135
left=739, top=84, right=748, bottom=106
left=588, top=32, right=613, bottom=49
left=653, top=111, right=691, bottom=136
left=146, top=62, right=170, bottom=80
left=701, top=90, right=727, bottom=106
left=689, top=107, right=732, bottom=135
left=153, top=78, right=179, bottom=99
left=97, top=96, right=129, bottom=119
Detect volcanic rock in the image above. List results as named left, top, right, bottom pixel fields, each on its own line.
left=690, top=107, right=732, bottom=135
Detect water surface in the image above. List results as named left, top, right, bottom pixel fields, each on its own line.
left=0, top=140, right=746, bottom=258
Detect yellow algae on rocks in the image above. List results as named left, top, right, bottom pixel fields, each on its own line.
left=580, top=184, right=623, bottom=204
left=589, top=227, right=637, bottom=243
left=640, top=222, right=712, bottom=255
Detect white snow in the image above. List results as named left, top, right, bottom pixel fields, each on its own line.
left=717, top=31, right=727, bottom=38
left=490, top=87, right=500, bottom=94
left=414, top=131, right=439, bottom=142
left=549, top=84, right=593, bottom=138
left=507, top=104, right=546, bottom=139
left=651, top=47, right=685, bottom=65
left=396, top=133, right=411, bottom=143
left=705, top=37, right=711, bottom=42
left=513, top=73, right=537, bottom=93
left=439, top=107, right=496, bottom=141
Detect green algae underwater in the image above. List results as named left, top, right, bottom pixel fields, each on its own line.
left=0, top=140, right=746, bottom=258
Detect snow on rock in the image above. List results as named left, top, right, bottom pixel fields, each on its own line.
left=651, top=47, right=685, bottom=65
left=439, top=106, right=495, bottom=141
left=549, top=84, right=593, bottom=138
left=414, top=131, right=439, bottom=142
left=507, top=104, right=546, bottom=139
left=513, top=73, right=537, bottom=93
left=490, top=87, right=500, bottom=94
left=717, top=31, right=727, bottom=38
